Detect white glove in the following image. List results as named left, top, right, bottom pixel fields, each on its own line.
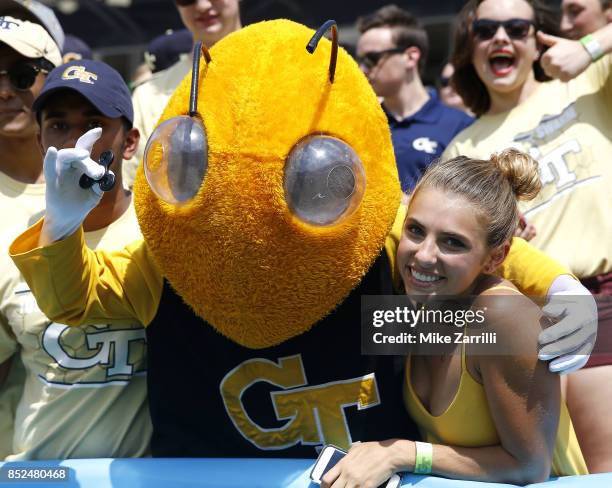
left=40, top=128, right=110, bottom=246
left=539, top=275, right=598, bottom=374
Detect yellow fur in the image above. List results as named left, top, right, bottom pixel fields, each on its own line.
left=134, top=19, right=400, bottom=348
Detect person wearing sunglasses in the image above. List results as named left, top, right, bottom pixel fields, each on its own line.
left=126, top=0, right=242, bottom=189
left=355, top=5, right=474, bottom=194
left=0, top=15, right=59, bottom=191
left=0, top=15, right=61, bottom=459
left=443, top=0, right=612, bottom=473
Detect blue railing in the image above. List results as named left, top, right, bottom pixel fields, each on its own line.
left=0, top=458, right=610, bottom=488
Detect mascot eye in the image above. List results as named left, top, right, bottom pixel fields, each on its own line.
left=144, top=115, right=208, bottom=205
left=284, top=135, right=366, bottom=226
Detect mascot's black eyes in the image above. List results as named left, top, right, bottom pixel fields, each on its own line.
left=284, top=135, right=366, bottom=226
left=144, top=115, right=208, bottom=205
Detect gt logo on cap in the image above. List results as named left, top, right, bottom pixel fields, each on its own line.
left=62, top=65, right=97, bottom=84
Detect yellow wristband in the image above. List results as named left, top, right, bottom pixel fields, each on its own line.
left=414, top=441, right=433, bottom=474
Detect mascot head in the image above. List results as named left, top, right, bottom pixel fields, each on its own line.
left=134, top=19, right=400, bottom=348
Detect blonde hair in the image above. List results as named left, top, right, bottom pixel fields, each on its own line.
left=412, top=149, right=541, bottom=248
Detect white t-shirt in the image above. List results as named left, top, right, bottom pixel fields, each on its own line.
left=1, top=203, right=151, bottom=460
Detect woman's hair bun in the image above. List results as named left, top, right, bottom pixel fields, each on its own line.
left=490, top=148, right=541, bottom=201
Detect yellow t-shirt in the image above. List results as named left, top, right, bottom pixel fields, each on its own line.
left=443, top=55, right=612, bottom=279
left=123, top=57, right=192, bottom=188
left=1, top=203, right=151, bottom=460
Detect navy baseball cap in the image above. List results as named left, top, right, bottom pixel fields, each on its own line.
left=62, top=34, right=92, bottom=61
left=33, top=59, right=133, bottom=125
left=145, top=28, right=192, bottom=73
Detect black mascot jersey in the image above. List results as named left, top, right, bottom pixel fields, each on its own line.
left=146, top=252, right=419, bottom=457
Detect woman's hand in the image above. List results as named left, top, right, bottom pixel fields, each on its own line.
left=321, top=440, right=414, bottom=488
left=537, top=32, right=592, bottom=81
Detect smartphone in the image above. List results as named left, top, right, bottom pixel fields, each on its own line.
left=310, top=444, right=402, bottom=487
left=386, top=473, right=401, bottom=488
left=310, top=445, right=347, bottom=483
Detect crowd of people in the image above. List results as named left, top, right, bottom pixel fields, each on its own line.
left=0, top=0, right=610, bottom=484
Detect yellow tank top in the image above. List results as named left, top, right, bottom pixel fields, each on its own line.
left=403, top=287, right=588, bottom=476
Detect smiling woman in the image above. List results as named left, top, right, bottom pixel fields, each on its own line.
left=443, top=0, right=612, bottom=473
left=319, top=150, right=588, bottom=488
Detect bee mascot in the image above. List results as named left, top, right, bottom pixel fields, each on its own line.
left=10, top=20, right=594, bottom=458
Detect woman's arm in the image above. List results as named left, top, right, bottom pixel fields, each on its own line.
left=322, top=294, right=558, bottom=487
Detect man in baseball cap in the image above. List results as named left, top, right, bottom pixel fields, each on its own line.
left=0, top=59, right=149, bottom=461
left=34, top=59, right=133, bottom=126
left=0, top=15, right=61, bottom=67
left=0, top=13, right=61, bottom=459
left=0, top=0, right=64, bottom=49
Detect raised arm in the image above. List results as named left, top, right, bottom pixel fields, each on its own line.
left=537, top=22, right=612, bottom=81
left=8, top=127, right=163, bottom=328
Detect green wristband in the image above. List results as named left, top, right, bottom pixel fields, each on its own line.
left=580, top=34, right=604, bottom=61
left=414, top=441, right=433, bottom=474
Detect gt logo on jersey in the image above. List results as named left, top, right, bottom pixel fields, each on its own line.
left=528, top=140, right=579, bottom=188
left=42, top=323, right=146, bottom=385
left=220, top=355, right=380, bottom=450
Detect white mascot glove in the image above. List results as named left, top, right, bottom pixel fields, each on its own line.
left=40, top=128, right=110, bottom=245
left=539, top=275, right=598, bottom=374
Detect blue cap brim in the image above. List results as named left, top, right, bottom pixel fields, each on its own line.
left=33, top=84, right=132, bottom=124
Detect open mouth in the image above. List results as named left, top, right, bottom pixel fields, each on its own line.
left=489, top=51, right=515, bottom=76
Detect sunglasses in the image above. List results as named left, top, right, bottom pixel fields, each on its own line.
left=174, top=0, right=196, bottom=6
left=0, top=62, right=48, bottom=91
left=472, top=18, right=535, bottom=41
left=355, top=47, right=405, bottom=70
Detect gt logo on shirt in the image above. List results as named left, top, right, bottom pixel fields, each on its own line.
left=42, top=323, right=146, bottom=385
left=220, top=355, right=380, bottom=450
left=412, top=137, right=438, bottom=154
left=528, top=140, right=580, bottom=188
